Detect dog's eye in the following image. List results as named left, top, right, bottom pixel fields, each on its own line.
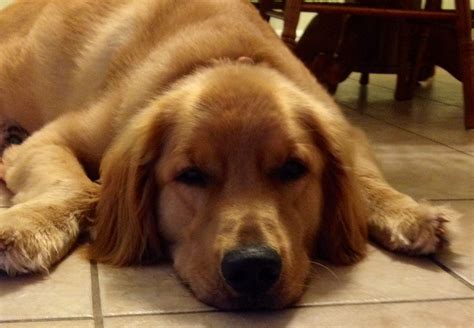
left=276, top=159, right=308, bottom=182
left=175, top=167, right=208, bottom=187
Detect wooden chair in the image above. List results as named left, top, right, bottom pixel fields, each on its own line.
left=258, top=0, right=474, bottom=129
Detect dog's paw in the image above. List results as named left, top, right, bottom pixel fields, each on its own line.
left=0, top=225, right=50, bottom=275
left=371, top=202, right=459, bottom=256
left=0, top=210, right=80, bottom=276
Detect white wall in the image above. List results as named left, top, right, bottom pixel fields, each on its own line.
left=0, top=0, right=12, bottom=9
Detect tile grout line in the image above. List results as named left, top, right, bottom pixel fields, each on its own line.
left=429, top=256, right=474, bottom=290
left=346, top=76, right=463, bottom=108
left=294, top=296, right=474, bottom=310
left=2, top=297, right=473, bottom=324
left=97, top=297, right=474, bottom=320
left=340, top=102, right=474, bottom=158
left=90, top=261, right=104, bottom=328
left=428, top=198, right=474, bottom=202
left=0, top=317, right=93, bottom=324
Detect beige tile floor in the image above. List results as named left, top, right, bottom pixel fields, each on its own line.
left=1, top=69, right=473, bottom=327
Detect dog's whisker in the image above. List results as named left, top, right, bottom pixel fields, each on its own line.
left=309, top=260, right=340, bottom=281
left=286, top=280, right=327, bottom=291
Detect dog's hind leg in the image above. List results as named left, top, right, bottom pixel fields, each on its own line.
left=0, top=120, right=100, bottom=275
left=351, top=127, right=457, bottom=255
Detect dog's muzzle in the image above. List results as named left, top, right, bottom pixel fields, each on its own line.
left=220, top=245, right=282, bottom=295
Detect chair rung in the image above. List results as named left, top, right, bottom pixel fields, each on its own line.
left=300, top=4, right=458, bottom=20
left=266, top=10, right=284, bottom=20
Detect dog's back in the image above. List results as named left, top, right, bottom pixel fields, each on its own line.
left=0, top=0, right=327, bottom=134
left=0, top=0, right=124, bottom=130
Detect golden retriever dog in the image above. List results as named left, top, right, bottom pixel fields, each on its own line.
left=0, top=0, right=452, bottom=309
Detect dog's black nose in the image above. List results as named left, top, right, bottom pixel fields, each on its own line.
left=221, top=245, right=282, bottom=295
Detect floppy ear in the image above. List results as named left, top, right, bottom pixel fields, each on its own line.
left=300, top=109, right=368, bottom=265
left=89, top=110, right=172, bottom=266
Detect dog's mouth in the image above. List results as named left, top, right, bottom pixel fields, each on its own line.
left=191, top=283, right=289, bottom=310
left=196, top=278, right=308, bottom=310
left=180, top=274, right=305, bottom=310
left=220, top=293, right=283, bottom=310
left=177, top=271, right=293, bottom=310
left=173, top=243, right=311, bottom=310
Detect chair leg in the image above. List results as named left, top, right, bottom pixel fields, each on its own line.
left=258, top=0, right=273, bottom=21
left=395, top=19, right=415, bottom=100
left=411, top=24, right=432, bottom=81
left=282, top=0, right=302, bottom=49
left=462, top=46, right=474, bottom=129
left=455, top=0, right=474, bottom=129
left=360, top=72, right=369, bottom=85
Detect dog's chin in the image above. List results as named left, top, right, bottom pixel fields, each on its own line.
left=196, top=291, right=290, bottom=311
left=173, top=250, right=310, bottom=310
left=189, top=281, right=305, bottom=310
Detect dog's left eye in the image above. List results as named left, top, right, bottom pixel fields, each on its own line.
left=275, top=159, right=308, bottom=182
left=175, top=167, right=209, bottom=187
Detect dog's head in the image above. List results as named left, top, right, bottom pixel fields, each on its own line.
left=90, top=63, right=367, bottom=309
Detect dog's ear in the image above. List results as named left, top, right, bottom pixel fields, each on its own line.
left=299, top=108, right=368, bottom=265
left=89, top=110, right=172, bottom=266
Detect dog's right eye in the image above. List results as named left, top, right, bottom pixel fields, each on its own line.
left=275, top=159, right=308, bottom=183
left=175, top=167, right=208, bottom=187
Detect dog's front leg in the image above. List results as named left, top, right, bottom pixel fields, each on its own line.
left=351, top=127, right=456, bottom=255
left=0, top=129, right=99, bottom=275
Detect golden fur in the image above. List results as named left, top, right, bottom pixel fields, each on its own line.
left=0, top=0, right=453, bottom=309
